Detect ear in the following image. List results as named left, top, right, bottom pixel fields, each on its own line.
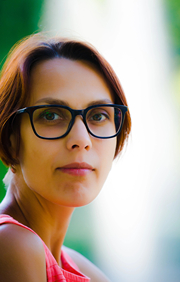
left=9, top=132, right=19, bottom=161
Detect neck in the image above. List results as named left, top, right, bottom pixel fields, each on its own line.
left=0, top=182, right=75, bottom=265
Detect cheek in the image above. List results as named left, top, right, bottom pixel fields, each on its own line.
left=17, top=134, right=57, bottom=194
left=103, top=137, right=116, bottom=162
left=18, top=121, right=49, bottom=172
left=96, top=138, right=117, bottom=183
left=19, top=137, right=54, bottom=171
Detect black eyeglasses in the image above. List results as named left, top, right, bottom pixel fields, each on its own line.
left=14, top=104, right=128, bottom=139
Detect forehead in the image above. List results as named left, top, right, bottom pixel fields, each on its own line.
left=29, top=58, right=114, bottom=107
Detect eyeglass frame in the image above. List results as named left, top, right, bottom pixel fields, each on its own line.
left=13, top=104, right=128, bottom=140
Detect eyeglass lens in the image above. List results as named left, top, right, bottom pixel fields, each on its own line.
left=32, top=106, right=122, bottom=138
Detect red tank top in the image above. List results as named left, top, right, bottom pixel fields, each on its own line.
left=0, top=214, right=90, bottom=282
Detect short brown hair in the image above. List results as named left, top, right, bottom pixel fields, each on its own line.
left=0, top=33, right=131, bottom=166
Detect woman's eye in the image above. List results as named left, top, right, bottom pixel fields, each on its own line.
left=34, top=107, right=72, bottom=125
left=42, top=111, right=59, bottom=121
left=88, top=109, right=110, bottom=123
left=91, top=113, right=106, bottom=121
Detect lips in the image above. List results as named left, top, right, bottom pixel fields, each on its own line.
left=57, top=162, right=94, bottom=176
left=61, top=162, right=93, bottom=169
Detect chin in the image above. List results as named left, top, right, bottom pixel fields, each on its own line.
left=56, top=181, right=99, bottom=206
left=62, top=191, right=99, bottom=208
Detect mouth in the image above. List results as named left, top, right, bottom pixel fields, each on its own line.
left=57, top=162, right=94, bottom=176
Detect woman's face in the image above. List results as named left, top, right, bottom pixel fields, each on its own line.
left=16, top=58, right=117, bottom=207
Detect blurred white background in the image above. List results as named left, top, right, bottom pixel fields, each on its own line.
left=40, top=0, right=180, bottom=281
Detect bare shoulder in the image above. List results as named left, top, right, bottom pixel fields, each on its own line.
left=0, top=223, right=47, bottom=282
left=62, top=245, right=111, bottom=282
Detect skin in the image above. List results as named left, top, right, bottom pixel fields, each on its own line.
left=0, top=58, right=116, bottom=281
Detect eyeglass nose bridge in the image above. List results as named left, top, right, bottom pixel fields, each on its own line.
left=70, top=109, right=87, bottom=128
left=73, top=109, right=85, bottom=117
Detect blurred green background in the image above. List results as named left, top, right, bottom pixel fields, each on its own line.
left=164, top=0, right=180, bottom=110
left=165, top=0, right=180, bottom=57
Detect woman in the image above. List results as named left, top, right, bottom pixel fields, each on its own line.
left=0, top=34, right=131, bottom=282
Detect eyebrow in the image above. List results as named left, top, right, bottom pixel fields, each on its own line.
left=35, top=98, right=70, bottom=107
left=34, top=98, right=113, bottom=108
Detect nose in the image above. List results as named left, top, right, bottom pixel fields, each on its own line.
left=66, top=116, right=92, bottom=151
